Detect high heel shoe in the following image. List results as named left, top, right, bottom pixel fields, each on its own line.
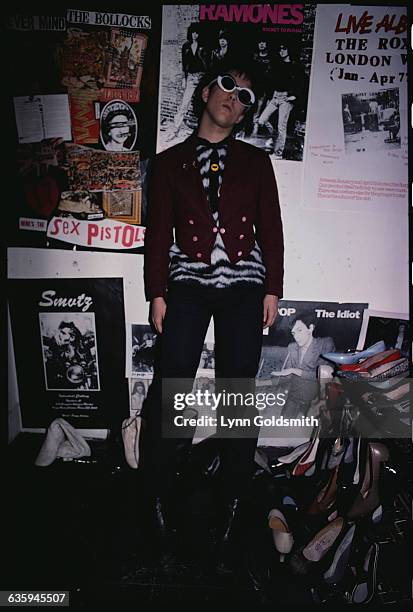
left=350, top=542, right=379, bottom=604
left=322, top=341, right=386, bottom=365
left=215, top=497, right=242, bottom=575
left=307, top=465, right=338, bottom=516
left=303, top=517, right=346, bottom=561
left=365, top=357, right=409, bottom=381
left=323, top=523, right=356, bottom=584
left=339, top=349, right=400, bottom=373
left=268, top=509, right=294, bottom=562
left=290, top=517, right=348, bottom=575
left=382, top=381, right=410, bottom=402
left=277, top=441, right=311, bottom=465
left=347, top=442, right=389, bottom=520
left=327, top=438, right=346, bottom=470
left=292, top=436, right=320, bottom=476
left=121, top=416, right=138, bottom=469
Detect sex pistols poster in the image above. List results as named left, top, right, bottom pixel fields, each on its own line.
left=302, top=4, right=408, bottom=212
left=8, top=277, right=129, bottom=428
left=6, top=7, right=160, bottom=240
left=157, top=4, right=316, bottom=161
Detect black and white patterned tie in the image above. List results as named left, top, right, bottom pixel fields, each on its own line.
left=208, top=147, right=220, bottom=214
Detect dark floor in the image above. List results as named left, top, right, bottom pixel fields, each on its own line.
left=4, top=433, right=413, bottom=610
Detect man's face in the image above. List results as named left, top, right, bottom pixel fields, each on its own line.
left=291, top=321, right=314, bottom=347
left=258, top=41, right=267, bottom=51
left=201, top=71, right=251, bottom=130
left=278, top=45, right=289, bottom=59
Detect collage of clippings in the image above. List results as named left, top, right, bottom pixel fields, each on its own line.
left=7, top=8, right=159, bottom=250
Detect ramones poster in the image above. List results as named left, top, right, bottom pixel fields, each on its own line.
left=8, top=277, right=129, bottom=428
left=158, top=4, right=316, bottom=161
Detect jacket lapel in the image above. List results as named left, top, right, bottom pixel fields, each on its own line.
left=218, top=138, right=241, bottom=214
left=180, top=135, right=213, bottom=222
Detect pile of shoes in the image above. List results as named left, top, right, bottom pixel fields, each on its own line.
left=323, top=341, right=409, bottom=383
left=263, top=433, right=390, bottom=605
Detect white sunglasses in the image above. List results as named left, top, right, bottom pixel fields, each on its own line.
left=208, top=74, right=255, bottom=107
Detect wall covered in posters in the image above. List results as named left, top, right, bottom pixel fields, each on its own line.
left=6, top=4, right=409, bottom=438
left=6, top=6, right=160, bottom=250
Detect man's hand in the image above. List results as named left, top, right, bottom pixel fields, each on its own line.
left=263, top=294, right=279, bottom=329
left=151, top=297, right=167, bottom=334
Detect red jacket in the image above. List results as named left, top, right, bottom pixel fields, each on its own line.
left=144, top=135, right=284, bottom=300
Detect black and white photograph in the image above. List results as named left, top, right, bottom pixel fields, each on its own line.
left=100, top=99, right=138, bottom=152
left=199, top=341, right=215, bottom=371
left=129, top=377, right=151, bottom=415
left=357, top=309, right=409, bottom=357
left=39, top=312, right=100, bottom=391
left=131, top=324, right=157, bottom=375
left=342, top=88, right=401, bottom=155
left=158, top=4, right=315, bottom=161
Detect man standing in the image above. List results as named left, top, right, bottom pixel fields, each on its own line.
left=257, top=43, right=306, bottom=159
left=143, top=64, right=284, bottom=571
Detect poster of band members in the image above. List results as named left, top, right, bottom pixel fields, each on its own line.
left=259, top=300, right=368, bottom=377
left=302, top=4, right=408, bottom=212
left=5, top=7, right=160, bottom=242
left=157, top=4, right=316, bottom=161
left=8, top=277, right=129, bottom=428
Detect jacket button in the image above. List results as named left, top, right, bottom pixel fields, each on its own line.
left=196, top=252, right=202, bottom=258
left=213, top=227, right=218, bottom=233
left=219, top=228, right=226, bottom=234
left=237, top=250, right=243, bottom=257
left=241, top=216, right=247, bottom=222
left=188, top=219, right=194, bottom=225
left=239, top=234, right=244, bottom=239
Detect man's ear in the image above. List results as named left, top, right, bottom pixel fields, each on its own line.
left=201, top=86, right=210, bottom=104
left=235, top=112, right=246, bottom=124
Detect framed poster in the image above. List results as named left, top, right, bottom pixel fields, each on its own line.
left=8, top=277, right=129, bottom=428
left=102, top=190, right=141, bottom=224
left=357, top=309, right=409, bottom=356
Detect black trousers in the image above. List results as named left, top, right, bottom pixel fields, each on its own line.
left=141, top=283, right=264, bottom=500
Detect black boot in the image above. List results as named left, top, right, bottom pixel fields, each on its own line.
left=215, top=497, right=243, bottom=575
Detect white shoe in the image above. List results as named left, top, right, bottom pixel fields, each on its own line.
left=122, top=417, right=138, bottom=469
left=277, top=441, right=311, bottom=464
left=134, top=415, right=142, bottom=468
left=268, top=509, right=294, bottom=562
